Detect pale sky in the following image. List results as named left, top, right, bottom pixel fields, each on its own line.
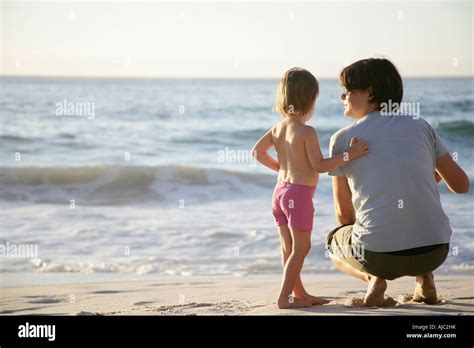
left=1, top=0, right=473, bottom=78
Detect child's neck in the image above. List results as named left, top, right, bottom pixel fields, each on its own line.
left=289, top=116, right=307, bottom=124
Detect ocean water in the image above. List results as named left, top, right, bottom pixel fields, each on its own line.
left=1, top=76, right=473, bottom=285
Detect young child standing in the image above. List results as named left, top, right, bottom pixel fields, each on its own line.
left=252, top=68, right=369, bottom=309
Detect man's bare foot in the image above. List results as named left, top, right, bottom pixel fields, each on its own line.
left=277, top=296, right=311, bottom=309
left=364, top=276, right=387, bottom=307
left=413, top=273, right=438, bottom=304
left=294, top=293, right=331, bottom=305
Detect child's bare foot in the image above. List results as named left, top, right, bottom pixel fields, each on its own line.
left=277, top=296, right=311, bottom=309
left=294, top=293, right=331, bottom=306
left=364, top=276, right=387, bottom=307
left=413, top=273, right=438, bottom=304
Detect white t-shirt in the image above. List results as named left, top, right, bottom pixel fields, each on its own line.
left=328, top=111, right=452, bottom=252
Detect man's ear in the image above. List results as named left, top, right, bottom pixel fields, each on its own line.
left=367, top=86, right=374, bottom=101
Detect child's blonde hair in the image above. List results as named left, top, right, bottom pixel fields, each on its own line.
left=274, top=67, right=319, bottom=118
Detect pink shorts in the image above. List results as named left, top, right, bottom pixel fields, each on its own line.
left=272, top=181, right=316, bottom=232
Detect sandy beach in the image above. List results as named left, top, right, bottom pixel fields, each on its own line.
left=1, top=274, right=472, bottom=316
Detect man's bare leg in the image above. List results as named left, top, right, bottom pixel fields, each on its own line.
left=329, top=251, right=386, bottom=306
left=413, top=272, right=438, bottom=304
left=364, top=276, right=387, bottom=306
left=328, top=252, right=370, bottom=282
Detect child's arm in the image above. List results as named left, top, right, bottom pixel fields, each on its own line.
left=304, top=127, right=368, bottom=173
left=252, top=129, right=279, bottom=172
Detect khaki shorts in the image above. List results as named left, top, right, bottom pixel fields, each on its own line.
left=325, top=225, right=449, bottom=281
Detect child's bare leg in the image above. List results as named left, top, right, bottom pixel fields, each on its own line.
left=277, top=228, right=312, bottom=309
left=278, top=225, right=330, bottom=305
left=278, top=226, right=307, bottom=295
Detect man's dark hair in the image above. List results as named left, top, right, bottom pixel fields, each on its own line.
left=339, top=58, right=403, bottom=108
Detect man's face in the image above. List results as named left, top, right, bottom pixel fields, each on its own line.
left=340, top=88, right=373, bottom=119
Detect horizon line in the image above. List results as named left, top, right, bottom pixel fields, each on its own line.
left=1, top=74, right=473, bottom=80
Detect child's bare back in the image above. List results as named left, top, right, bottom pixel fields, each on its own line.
left=271, top=119, right=319, bottom=187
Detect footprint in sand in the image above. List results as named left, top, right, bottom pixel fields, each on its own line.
left=133, top=301, right=154, bottom=306
left=91, top=290, right=123, bottom=294
left=343, top=295, right=398, bottom=308
left=396, top=294, right=445, bottom=305
left=26, top=296, right=64, bottom=304
left=148, top=301, right=263, bottom=315
left=147, top=283, right=184, bottom=287
left=0, top=306, right=45, bottom=314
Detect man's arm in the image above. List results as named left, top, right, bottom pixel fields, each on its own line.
left=332, top=176, right=356, bottom=225
left=436, top=153, right=470, bottom=193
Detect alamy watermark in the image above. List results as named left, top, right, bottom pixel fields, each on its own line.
left=326, top=243, right=365, bottom=262
left=0, top=241, right=38, bottom=259
left=18, top=322, right=55, bottom=341
left=217, top=147, right=257, bottom=166
left=380, top=100, right=421, bottom=119
left=55, top=99, right=95, bottom=119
